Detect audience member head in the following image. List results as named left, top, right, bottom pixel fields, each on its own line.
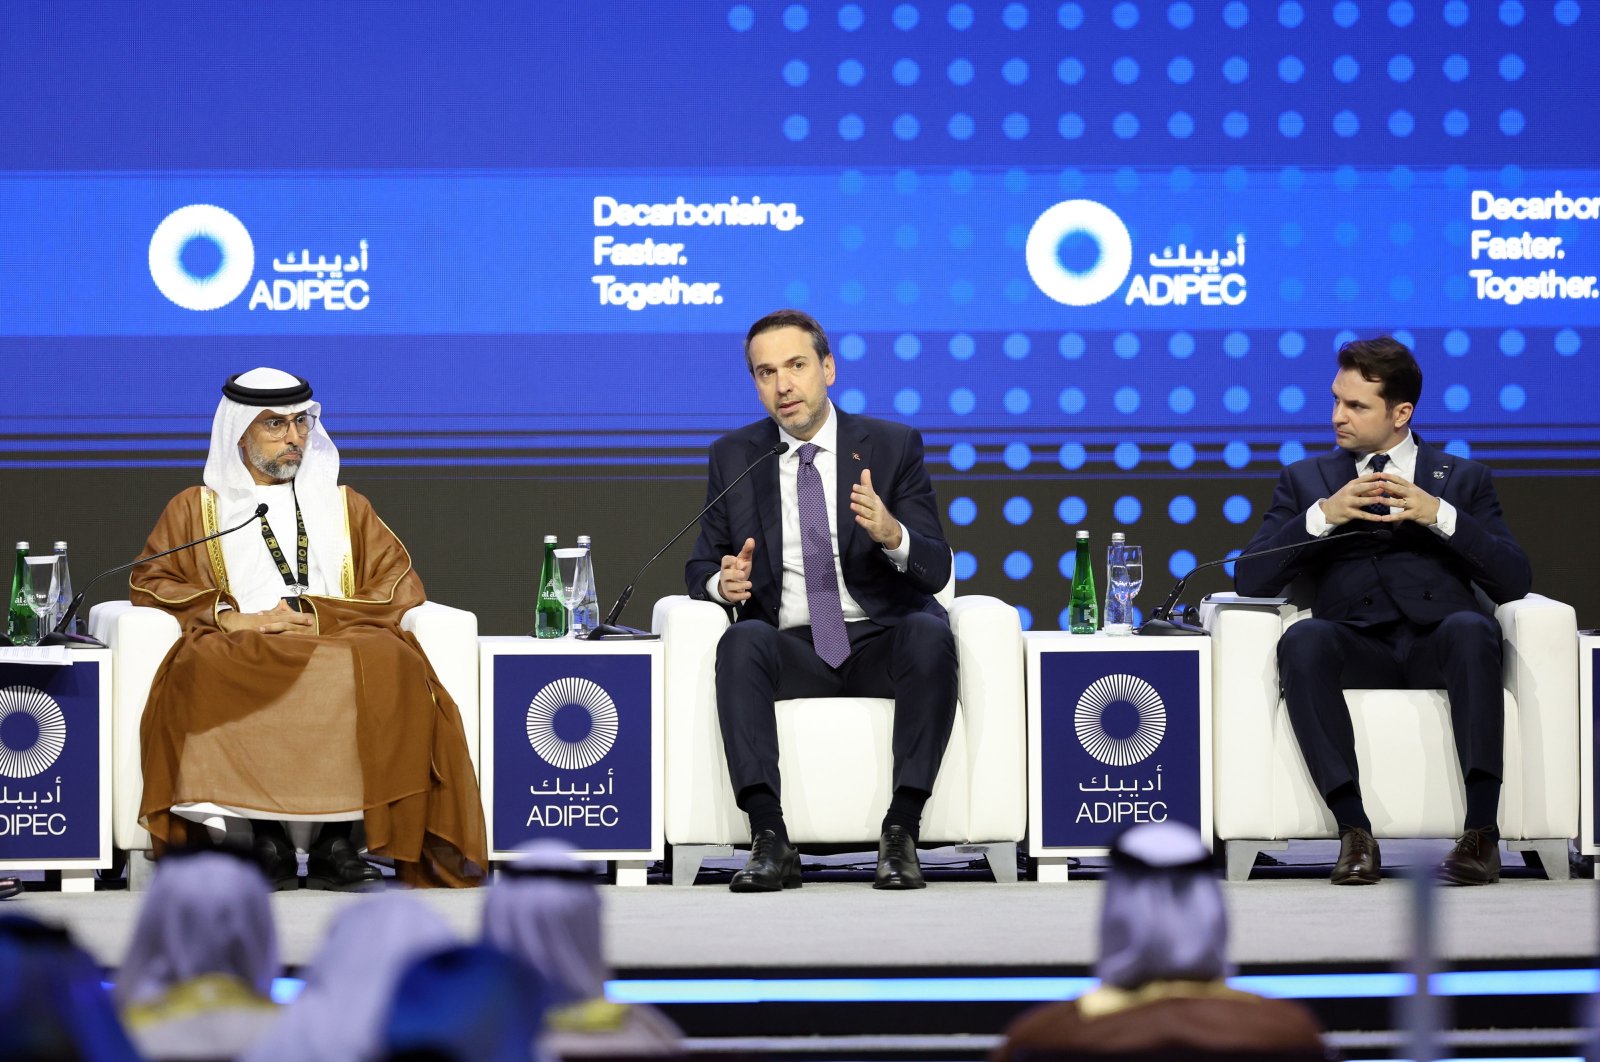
left=482, top=839, right=609, bottom=1007
left=381, top=944, right=548, bottom=1062
left=242, top=892, right=457, bottom=1062
left=115, top=850, right=278, bottom=1008
left=0, top=914, right=140, bottom=1061
left=1095, top=821, right=1229, bottom=990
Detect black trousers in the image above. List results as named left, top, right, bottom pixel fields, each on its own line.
left=714, top=614, right=959, bottom=800
left=1276, top=611, right=1504, bottom=799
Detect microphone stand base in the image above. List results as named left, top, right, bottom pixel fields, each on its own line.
left=583, top=623, right=660, bottom=641
left=36, top=631, right=108, bottom=648
left=1134, top=618, right=1209, bottom=637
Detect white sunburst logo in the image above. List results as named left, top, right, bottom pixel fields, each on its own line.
left=525, top=677, right=619, bottom=771
left=1074, top=673, right=1166, bottom=767
left=149, top=204, right=256, bottom=311
left=0, top=685, right=68, bottom=778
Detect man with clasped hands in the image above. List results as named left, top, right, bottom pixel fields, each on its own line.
left=685, top=309, right=958, bottom=891
left=1234, top=337, right=1531, bottom=886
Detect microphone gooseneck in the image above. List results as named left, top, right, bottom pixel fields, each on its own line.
left=37, top=503, right=271, bottom=648
left=1137, top=528, right=1392, bottom=637
left=585, top=440, right=790, bottom=641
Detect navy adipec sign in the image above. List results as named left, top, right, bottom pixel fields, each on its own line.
left=492, top=653, right=651, bottom=853
left=1038, top=649, right=1202, bottom=849
left=0, top=665, right=100, bottom=860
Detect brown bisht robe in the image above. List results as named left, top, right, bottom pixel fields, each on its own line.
left=132, top=485, right=487, bottom=888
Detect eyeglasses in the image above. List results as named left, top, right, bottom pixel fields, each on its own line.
left=255, top=413, right=318, bottom=439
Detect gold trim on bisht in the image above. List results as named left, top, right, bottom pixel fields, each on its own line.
left=339, top=485, right=355, bottom=598
left=200, top=487, right=231, bottom=595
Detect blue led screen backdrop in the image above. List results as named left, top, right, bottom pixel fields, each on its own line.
left=2, top=1, right=1596, bottom=631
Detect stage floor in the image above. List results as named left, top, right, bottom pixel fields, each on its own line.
left=15, top=840, right=1598, bottom=973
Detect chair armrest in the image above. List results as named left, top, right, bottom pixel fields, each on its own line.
left=947, top=595, right=1025, bottom=841
left=402, top=601, right=480, bottom=774
left=1497, top=593, right=1579, bottom=836
left=88, top=602, right=182, bottom=851
left=1203, top=593, right=1291, bottom=839
left=654, top=596, right=734, bottom=842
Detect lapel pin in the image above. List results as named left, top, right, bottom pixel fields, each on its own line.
left=852, top=451, right=861, bottom=461
left=1433, top=469, right=1446, bottom=479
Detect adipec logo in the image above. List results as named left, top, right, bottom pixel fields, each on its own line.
left=1074, top=673, right=1166, bottom=767
left=149, top=204, right=256, bottom=311
left=0, top=686, right=67, bottom=778
left=1025, top=199, right=1133, bottom=307
left=525, top=677, right=619, bottom=771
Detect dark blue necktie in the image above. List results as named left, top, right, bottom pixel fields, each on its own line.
left=796, top=443, right=850, bottom=668
left=1364, top=452, right=1391, bottom=516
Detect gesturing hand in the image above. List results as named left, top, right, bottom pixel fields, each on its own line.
left=719, top=537, right=756, bottom=603
left=850, top=470, right=902, bottom=550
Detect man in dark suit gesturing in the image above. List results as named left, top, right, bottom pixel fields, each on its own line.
left=1234, top=337, right=1531, bottom=886
left=685, top=309, right=957, bottom=892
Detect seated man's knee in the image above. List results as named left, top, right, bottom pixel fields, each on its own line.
left=716, top=620, right=782, bottom=669
left=1435, top=610, right=1502, bottom=655
left=896, top=612, right=954, bottom=656
left=1278, top=619, right=1342, bottom=673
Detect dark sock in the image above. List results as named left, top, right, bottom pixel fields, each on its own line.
left=314, top=820, right=352, bottom=851
left=1464, top=771, right=1501, bottom=837
left=738, top=786, right=789, bottom=849
left=1328, top=783, right=1371, bottom=834
left=881, top=787, right=929, bottom=842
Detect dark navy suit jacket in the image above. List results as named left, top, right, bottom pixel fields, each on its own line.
left=685, top=411, right=951, bottom=627
left=1233, top=435, right=1531, bottom=625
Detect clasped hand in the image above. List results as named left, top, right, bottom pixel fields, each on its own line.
left=1320, top=471, right=1439, bottom=527
left=219, top=598, right=316, bottom=635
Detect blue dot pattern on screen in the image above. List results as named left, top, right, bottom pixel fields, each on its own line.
left=725, top=10, right=1578, bottom=622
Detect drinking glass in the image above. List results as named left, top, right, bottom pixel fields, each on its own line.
left=554, top=548, right=588, bottom=638
left=23, top=555, right=62, bottom=645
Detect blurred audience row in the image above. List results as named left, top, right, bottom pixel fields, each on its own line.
left=0, top=841, right=682, bottom=1062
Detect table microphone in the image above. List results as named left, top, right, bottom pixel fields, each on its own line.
left=1136, top=528, right=1393, bottom=636
left=37, top=504, right=270, bottom=648
left=585, top=441, right=789, bottom=640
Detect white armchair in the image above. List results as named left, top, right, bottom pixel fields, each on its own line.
left=1204, top=592, right=1579, bottom=881
left=652, top=582, right=1026, bottom=885
left=87, top=599, right=481, bottom=866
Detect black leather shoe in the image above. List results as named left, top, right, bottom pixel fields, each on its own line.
left=253, top=828, right=300, bottom=892
left=730, top=830, right=801, bottom=892
left=305, top=835, right=384, bottom=892
left=874, top=825, right=926, bottom=890
left=0, top=876, right=21, bottom=900
left=1331, top=827, right=1381, bottom=885
left=1439, top=827, right=1501, bottom=886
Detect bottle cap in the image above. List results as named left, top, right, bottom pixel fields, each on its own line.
left=1076, top=530, right=1089, bottom=540
left=53, top=541, right=68, bottom=551
left=1111, top=532, right=1125, bottom=543
left=577, top=535, right=592, bottom=546
left=14, top=542, right=27, bottom=550
left=543, top=535, right=557, bottom=544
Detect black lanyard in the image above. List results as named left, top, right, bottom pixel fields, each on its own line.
left=259, top=485, right=309, bottom=593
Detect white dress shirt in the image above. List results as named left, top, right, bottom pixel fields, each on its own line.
left=1305, top=430, right=1457, bottom=539
left=708, top=400, right=910, bottom=627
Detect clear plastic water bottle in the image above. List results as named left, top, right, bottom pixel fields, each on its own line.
left=572, top=534, right=600, bottom=637
left=52, top=541, right=74, bottom=635
left=1104, top=532, right=1130, bottom=634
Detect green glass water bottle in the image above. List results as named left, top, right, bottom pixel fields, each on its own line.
left=8, top=541, right=33, bottom=645
left=1068, top=529, right=1099, bottom=634
left=535, top=535, right=567, bottom=638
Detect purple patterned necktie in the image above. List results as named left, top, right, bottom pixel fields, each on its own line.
left=1363, top=452, right=1390, bottom=515
left=796, top=442, right=850, bottom=668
